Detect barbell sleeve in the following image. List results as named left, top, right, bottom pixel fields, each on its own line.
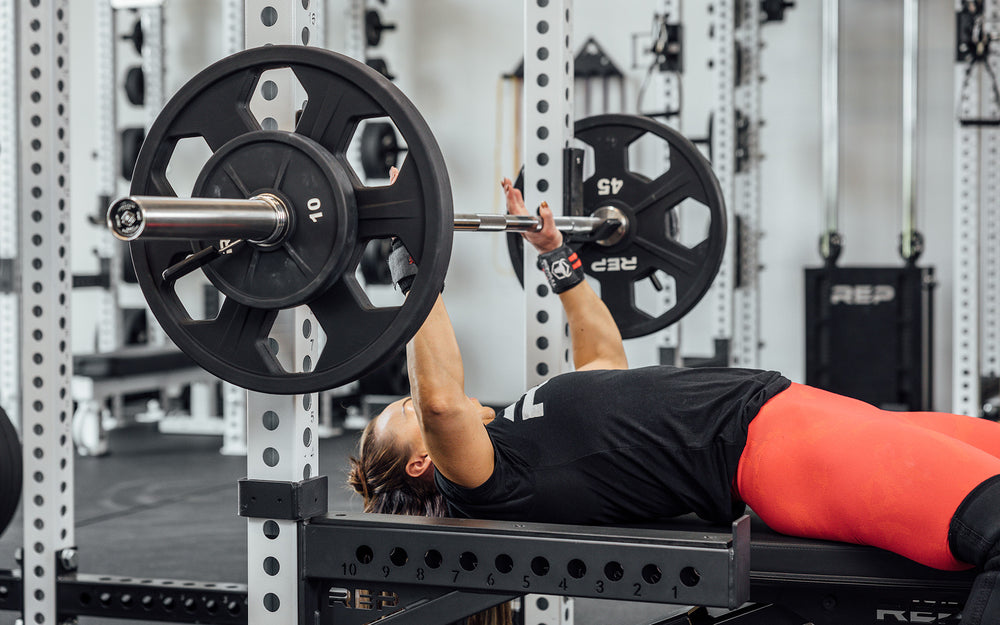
left=107, top=195, right=623, bottom=240
left=107, top=195, right=289, bottom=244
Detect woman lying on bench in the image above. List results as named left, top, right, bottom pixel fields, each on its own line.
left=348, top=178, right=1000, bottom=625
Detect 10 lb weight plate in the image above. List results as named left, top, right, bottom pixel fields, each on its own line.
left=192, top=130, right=357, bottom=309
left=128, top=45, right=453, bottom=394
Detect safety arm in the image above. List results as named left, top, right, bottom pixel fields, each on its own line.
left=406, top=295, right=495, bottom=487
left=559, top=281, right=628, bottom=371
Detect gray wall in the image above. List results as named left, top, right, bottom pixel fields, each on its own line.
left=68, top=1, right=959, bottom=409
left=759, top=1, right=955, bottom=408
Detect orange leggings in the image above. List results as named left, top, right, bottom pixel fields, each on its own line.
left=737, top=383, right=1000, bottom=570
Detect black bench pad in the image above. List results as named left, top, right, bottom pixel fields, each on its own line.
left=629, top=513, right=975, bottom=590
left=748, top=515, right=974, bottom=585
left=74, top=347, right=199, bottom=379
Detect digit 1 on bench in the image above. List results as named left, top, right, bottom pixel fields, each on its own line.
left=308, top=197, right=323, bottom=223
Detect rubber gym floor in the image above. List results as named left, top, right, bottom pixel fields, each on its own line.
left=0, top=425, right=690, bottom=625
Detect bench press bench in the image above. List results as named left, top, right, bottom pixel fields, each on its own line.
left=0, top=508, right=974, bottom=624
left=297, top=512, right=974, bottom=625
left=748, top=514, right=974, bottom=624
left=71, top=346, right=217, bottom=455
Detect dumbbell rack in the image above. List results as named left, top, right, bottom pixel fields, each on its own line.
left=93, top=0, right=165, bottom=354
left=658, top=0, right=765, bottom=370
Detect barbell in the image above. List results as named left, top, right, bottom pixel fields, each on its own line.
left=108, top=196, right=623, bottom=246
left=110, top=45, right=726, bottom=394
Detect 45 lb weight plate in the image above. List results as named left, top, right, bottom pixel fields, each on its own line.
left=508, top=114, right=726, bottom=338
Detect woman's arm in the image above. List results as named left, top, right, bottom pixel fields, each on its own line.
left=558, top=280, right=628, bottom=371
left=389, top=165, right=494, bottom=489
left=406, top=295, right=496, bottom=489
left=503, top=178, right=628, bottom=371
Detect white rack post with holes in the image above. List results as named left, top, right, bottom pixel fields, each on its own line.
left=17, top=2, right=76, bottom=625
left=94, top=0, right=120, bottom=354
left=953, top=0, right=1000, bottom=417
left=220, top=0, right=250, bottom=457
left=0, top=0, right=19, bottom=428
left=659, top=0, right=680, bottom=359
left=732, top=0, right=763, bottom=368
left=521, top=1, right=575, bottom=623
left=710, top=0, right=736, bottom=362
left=243, top=5, right=324, bottom=625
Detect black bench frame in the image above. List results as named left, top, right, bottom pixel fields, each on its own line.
left=0, top=513, right=974, bottom=625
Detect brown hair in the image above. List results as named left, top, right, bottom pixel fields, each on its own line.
left=347, top=408, right=447, bottom=515
left=347, top=406, right=512, bottom=625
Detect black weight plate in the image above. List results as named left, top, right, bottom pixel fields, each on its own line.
left=123, top=19, right=144, bottom=55
left=505, top=168, right=680, bottom=287
left=358, top=349, right=409, bottom=396
left=508, top=167, right=680, bottom=288
left=192, top=131, right=357, bottom=309
left=360, top=121, right=400, bottom=179
left=360, top=238, right=394, bottom=285
left=124, top=65, right=145, bottom=106
left=120, top=127, right=145, bottom=181
left=506, top=114, right=726, bottom=339
left=505, top=169, right=526, bottom=287
left=577, top=114, right=726, bottom=338
left=129, top=46, right=453, bottom=395
left=0, top=406, right=22, bottom=538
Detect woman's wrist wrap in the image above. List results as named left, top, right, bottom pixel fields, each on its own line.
left=388, top=239, right=418, bottom=295
left=536, top=244, right=584, bottom=294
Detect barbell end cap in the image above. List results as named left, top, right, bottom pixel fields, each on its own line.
left=107, top=197, right=145, bottom=241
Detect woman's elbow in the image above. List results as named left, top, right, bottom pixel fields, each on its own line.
left=415, top=393, right=463, bottom=421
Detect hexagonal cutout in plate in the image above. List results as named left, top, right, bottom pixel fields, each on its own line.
left=355, top=237, right=404, bottom=307
left=266, top=306, right=328, bottom=375
left=249, top=67, right=307, bottom=132
left=626, top=128, right=671, bottom=182
left=673, top=197, right=712, bottom=251
left=575, top=140, right=597, bottom=183
left=173, top=257, right=219, bottom=322
left=165, top=136, right=213, bottom=198
left=631, top=269, right=677, bottom=319
left=346, top=117, right=408, bottom=185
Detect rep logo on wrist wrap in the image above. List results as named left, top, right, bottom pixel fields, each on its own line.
left=536, top=244, right=584, bottom=294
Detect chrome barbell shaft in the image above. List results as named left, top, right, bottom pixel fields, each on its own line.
left=107, top=196, right=619, bottom=239
left=453, top=213, right=608, bottom=234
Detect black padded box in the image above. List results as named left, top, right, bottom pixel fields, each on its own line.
left=805, top=265, right=935, bottom=411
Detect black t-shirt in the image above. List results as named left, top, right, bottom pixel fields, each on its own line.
left=435, top=365, right=790, bottom=525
